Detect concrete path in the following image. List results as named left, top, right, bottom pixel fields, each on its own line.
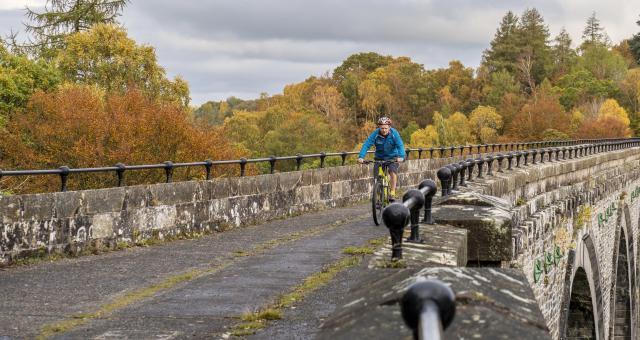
left=0, top=203, right=387, bottom=339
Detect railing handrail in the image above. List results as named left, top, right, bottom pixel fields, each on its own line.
left=0, top=138, right=634, bottom=193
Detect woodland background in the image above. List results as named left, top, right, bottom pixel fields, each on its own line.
left=2, top=1, right=640, bottom=193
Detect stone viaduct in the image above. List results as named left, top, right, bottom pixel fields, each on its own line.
left=2, top=140, right=640, bottom=339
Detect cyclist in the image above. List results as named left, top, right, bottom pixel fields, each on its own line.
left=357, top=116, right=405, bottom=199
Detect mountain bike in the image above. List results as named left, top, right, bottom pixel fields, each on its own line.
left=364, top=160, right=397, bottom=226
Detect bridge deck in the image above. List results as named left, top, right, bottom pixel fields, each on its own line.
left=0, top=203, right=387, bottom=339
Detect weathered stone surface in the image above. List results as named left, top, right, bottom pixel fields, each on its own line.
left=53, top=191, right=83, bottom=218
left=278, top=171, right=302, bottom=191
left=370, top=224, right=467, bottom=268
left=149, top=181, right=198, bottom=206
left=318, top=267, right=549, bottom=339
left=21, top=194, right=55, bottom=221
left=84, top=188, right=126, bottom=214
left=433, top=192, right=513, bottom=262
left=0, top=195, right=22, bottom=224
left=123, top=185, right=150, bottom=210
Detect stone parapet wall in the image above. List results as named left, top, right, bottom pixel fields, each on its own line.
left=448, top=147, right=640, bottom=339
left=0, top=157, right=452, bottom=265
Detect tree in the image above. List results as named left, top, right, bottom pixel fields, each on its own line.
left=630, top=15, right=640, bottom=64
left=262, top=111, right=342, bottom=160
left=223, top=110, right=265, bottom=154
left=0, top=43, right=61, bottom=118
left=577, top=116, right=631, bottom=138
left=507, top=80, right=570, bottom=140
left=333, top=52, right=393, bottom=111
left=482, top=11, right=521, bottom=75
left=0, top=85, right=244, bottom=193
left=400, top=121, right=420, bottom=144
left=469, top=106, right=503, bottom=143
left=557, top=69, right=615, bottom=111
left=597, top=99, right=631, bottom=126
left=56, top=24, right=190, bottom=106
left=516, top=8, right=552, bottom=89
left=618, top=69, right=640, bottom=134
left=577, top=44, right=627, bottom=82
left=581, top=12, right=610, bottom=49
left=482, top=70, right=520, bottom=106
left=550, top=28, right=577, bottom=79
left=410, top=125, right=439, bottom=148
left=12, top=0, right=129, bottom=57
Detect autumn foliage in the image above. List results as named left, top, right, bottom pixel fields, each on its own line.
left=0, top=86, right=246, bottom=193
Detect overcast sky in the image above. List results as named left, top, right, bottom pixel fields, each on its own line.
left=1, top=1, right=639, bottom=106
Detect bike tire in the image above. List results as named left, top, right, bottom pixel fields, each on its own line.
left=372, top=181, right=384, bottom=226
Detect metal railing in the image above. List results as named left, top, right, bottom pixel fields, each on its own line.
left=0, top=138, right=630, bottom=193
left=435, top=139, right=640, bottom=197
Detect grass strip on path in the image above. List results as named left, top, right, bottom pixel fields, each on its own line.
left=36, top=213, right=369, bottom=339
left=228, top=237, right=387, bottom=337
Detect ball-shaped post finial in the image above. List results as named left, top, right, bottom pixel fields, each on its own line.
left=401, top=280, right=456, bottom=334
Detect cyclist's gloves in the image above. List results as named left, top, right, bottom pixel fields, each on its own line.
left=397, top=158, right=404, bottom=162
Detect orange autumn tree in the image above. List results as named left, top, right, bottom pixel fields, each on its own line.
left=506, top=80, right=571, bottom=140
left=0, top=85, right=246, bottom=193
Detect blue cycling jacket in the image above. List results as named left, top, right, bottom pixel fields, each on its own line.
left=358, top=127, right=406, bottom=160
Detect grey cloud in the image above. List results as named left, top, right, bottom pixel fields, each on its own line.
left=2, top=1, right=639, bottom=105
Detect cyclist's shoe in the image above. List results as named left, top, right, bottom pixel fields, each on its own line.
left=389, top=191, right=397, bottom=202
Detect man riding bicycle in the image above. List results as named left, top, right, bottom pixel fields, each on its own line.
left=357, top=116, right=405, bottom=200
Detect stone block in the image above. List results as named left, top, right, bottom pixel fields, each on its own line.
left=83, top=187, right=126, bottom=215
left=53, top=191, right=83, bottom=218
left=123, top=185, right=150, bottom=210
left=211, top=177, right=239, bottom=199
left=0, top=195, right=22, bottom=224
left=149, top=181, right=198, bottom=206
left=90, top=212, right=120, bottom=239
left=433, top=192, right=513, bottom=262
left=320, top=183, right=332, bottom=201
left=22, top=194, right=55, bottom=221
left=237, top=176, right=258, bottom=196
left=253, top=174, right=278, bottom=194
left=278, top=172, right=301, bottom=191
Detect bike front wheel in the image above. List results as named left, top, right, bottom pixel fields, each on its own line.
left=372, top=181, right=385, bottom=225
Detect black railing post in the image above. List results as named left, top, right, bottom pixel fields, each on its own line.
left=440, top=147, right=446, bottom=158
left=116, top=163, right=126, bottom=186
left=269, top=156, right=277, bottom=174
left=419, top=179, right=437, bottom=224
left=506, top=153, right=513, bottom=170
left=437, top=167, right=452, bottom=196
left=341, top=151, right=348, bottom=165
left=296, top=153, right=303, bottom=171
left=405, top=189, right=426, bottom=243
left=531, top=150, right=538, bottom=165
left=475, top=157, right=484, bottom=178
left=59, top=166, right=70, bottom=192
left=466, top=158, right=474, bottom=181
left=401, top=280, right=456, bottom=340
left=458, top=161, right=467, bottom=187
left=319, top=152, right=326, bottom=168
left=382, top=202, right=410, bottom=260
left=486, top=155, right=494, bottom=176
left=449, top=164, right=459, bottom=191
left=418, top=148, right=423, bottom=159
left=523, top=150, right=529, bottom=166
left=239, top=158, right=247, bottom=176
left=429, top=148, right=435, bottom=158
left=406, top=149, right=411, bottom=160
left=163, top=161, right=174, bottom=183
left=496, top=153, right=504, bottom=172
left=204, top=159, right=213, bottom=180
